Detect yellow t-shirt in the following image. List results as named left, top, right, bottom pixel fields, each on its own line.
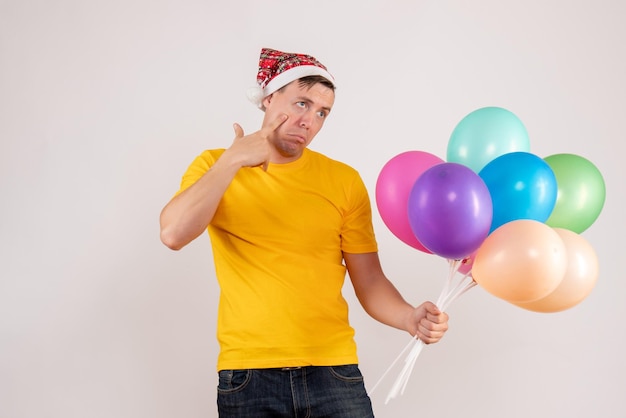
left=178, top=148, right=378, bottom=371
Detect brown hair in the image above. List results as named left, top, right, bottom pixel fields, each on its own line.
left=276, top=75, right=336, bottom=93
left=297, top=75, right=335, bottom=92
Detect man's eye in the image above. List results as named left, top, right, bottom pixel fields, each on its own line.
left=317, top=111, right=327, bottom=118
left=296, top=102, right=306, bottom=108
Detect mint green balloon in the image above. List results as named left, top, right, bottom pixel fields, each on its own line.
left=447, top=107, right=531, bottom=173
left=544, top=153, right=606, bottom=233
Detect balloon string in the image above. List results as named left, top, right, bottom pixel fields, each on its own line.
left=440, top=265, right=476, bottom=311
left=367, top=334, right=418, bottom=396
left=371, top=259, right=476, bottom=402
left=437, top=259, right=460, bottom=306
left=399, top=339, right=425, bottom=395
left=441, top=277, right=476, bottom=311
left=385, top=338, right=425, bottom=403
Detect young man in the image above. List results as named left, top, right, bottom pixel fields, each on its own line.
left=160, top=48, right=449, bottom=417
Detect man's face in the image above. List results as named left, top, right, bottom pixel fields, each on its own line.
left=262, top=80, right=335, bottom=162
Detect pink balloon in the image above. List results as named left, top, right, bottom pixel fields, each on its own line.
left=457, top=251, right=476, bottom=276
left=375, top=151, right=444, bottom=253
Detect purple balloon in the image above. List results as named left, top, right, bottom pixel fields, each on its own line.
left=408, top=163, right=493, bottom=260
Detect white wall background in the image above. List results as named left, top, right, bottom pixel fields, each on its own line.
left=1, top=0, right=624, bottom=417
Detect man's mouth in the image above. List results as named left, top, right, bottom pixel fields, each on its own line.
left=285, top=133, right=306, bottom=144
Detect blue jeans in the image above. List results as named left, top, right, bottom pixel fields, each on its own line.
left=217, top=365, right=374, bottom=417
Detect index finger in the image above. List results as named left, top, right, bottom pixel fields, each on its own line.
left=264, top=114, right=288, bottom=133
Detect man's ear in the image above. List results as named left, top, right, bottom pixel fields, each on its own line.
left=262, top=93, right=273, bottom=109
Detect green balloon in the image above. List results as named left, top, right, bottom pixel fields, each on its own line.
left=544, top=153, right=606, bottom=233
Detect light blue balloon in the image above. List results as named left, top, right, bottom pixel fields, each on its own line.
left=447, top=107, right=531, bottom=173
left=478, top=152, right=557, bottom=233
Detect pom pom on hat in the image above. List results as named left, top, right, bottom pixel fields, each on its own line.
left=246, top=85, right=265, bottom=107
left=247, top=47, right=335, bottom=110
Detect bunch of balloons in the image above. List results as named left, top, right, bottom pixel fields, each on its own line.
left=375, top=106, right=606, bottom=313
left=372, top=106, right=606, bottom=403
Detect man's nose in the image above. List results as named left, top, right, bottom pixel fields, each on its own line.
left=298, top=112, right=313, bottom=128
